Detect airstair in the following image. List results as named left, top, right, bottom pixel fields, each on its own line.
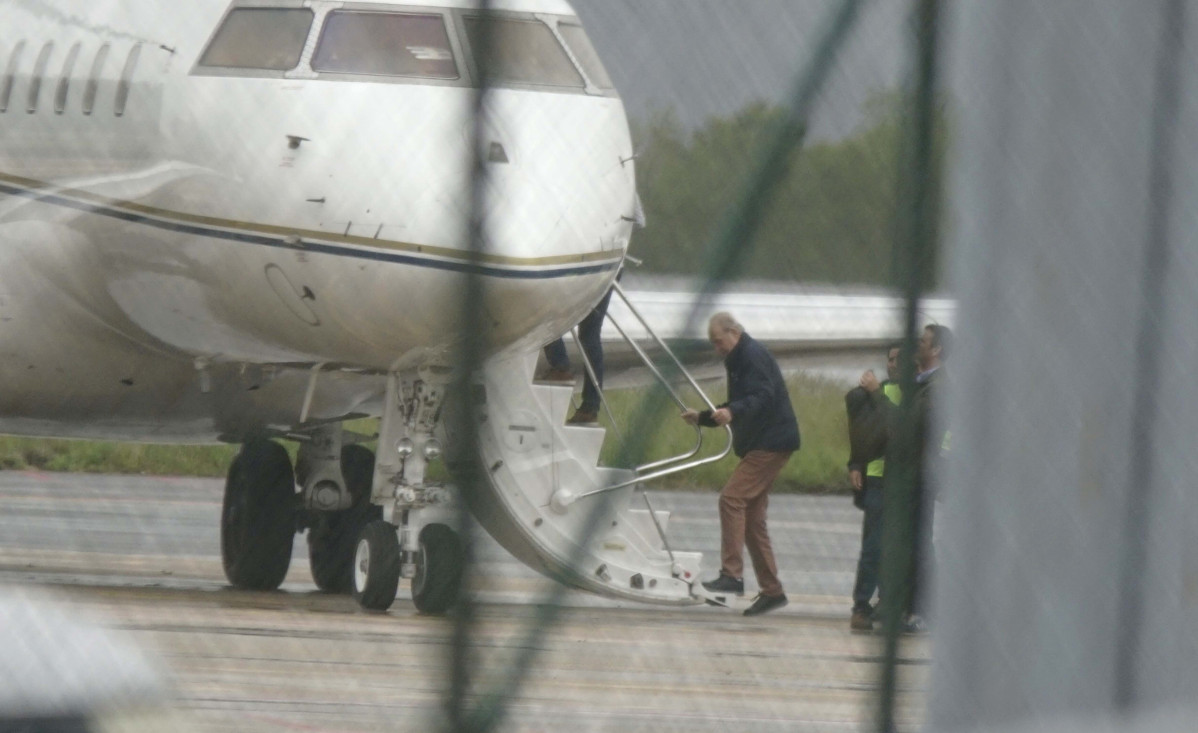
left=466, top=284, right=733, bottom=605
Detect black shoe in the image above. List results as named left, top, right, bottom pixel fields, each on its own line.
left=744, top=593, right=788, bottom=616
left=701, top=573, right=744, bottom=595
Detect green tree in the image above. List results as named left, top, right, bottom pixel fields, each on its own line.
left=629, top=89, right=948, bottom=288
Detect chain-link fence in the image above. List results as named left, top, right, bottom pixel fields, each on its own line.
left=4, top=0, right=1194, bottom=732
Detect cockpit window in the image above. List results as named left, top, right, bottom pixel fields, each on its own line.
left=198, top=8, right=313, bottom=71
left=312, top=11, right=458, bottom=79
left=464, top=16, right=585, bottom=89
left=557, top=22, right=613, bottom=90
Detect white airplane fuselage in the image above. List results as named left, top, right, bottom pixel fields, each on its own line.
left=0, top=0, right=635, bottom=441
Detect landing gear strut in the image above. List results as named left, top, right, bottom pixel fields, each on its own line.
left=350, top=365, right=462, bottom=614
left=221, top=439, right=296, bottom=590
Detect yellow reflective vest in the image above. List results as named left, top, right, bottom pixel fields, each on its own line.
left=865, top=381, right=903, bottom=478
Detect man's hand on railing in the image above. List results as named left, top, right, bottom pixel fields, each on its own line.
left=681, top=408, right=732, bottom=426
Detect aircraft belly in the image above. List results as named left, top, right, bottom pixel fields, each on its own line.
left=0, top=196, right=615, bottom=440
left=96, top=231, right=618, bottom=370
left=1, top=176, right=615, bottom=370
left=0, top=294, right=386, bottom=443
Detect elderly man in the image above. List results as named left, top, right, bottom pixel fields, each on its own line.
left=682, top=313, right=800, bottom=616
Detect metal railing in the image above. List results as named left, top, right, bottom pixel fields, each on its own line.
left=566, top=281, right=733, bottom=502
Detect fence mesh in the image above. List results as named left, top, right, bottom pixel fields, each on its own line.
left=4, top=1, right=1193, bottom=732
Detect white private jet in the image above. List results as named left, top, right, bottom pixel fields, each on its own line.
left=0, top=0, right=729, bottom=613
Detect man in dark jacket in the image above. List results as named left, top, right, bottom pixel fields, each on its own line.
left=861, top=324, right=951, bottom=633
left=682, top=313, right=800, bottom=616
left=846, top=342, right=902, bottom=631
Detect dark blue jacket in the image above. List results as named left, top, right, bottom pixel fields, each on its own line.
left=699, top=333, right=800, bottom=458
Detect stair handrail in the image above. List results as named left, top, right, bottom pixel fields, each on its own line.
left=567, top=285, right=715, bottom=475
left=565, top=283, right=734, bottom=501
left=566, top=299, right=705, bottom=473
left=601, top=314, right=704, bottom=472
left=611, top=282, right=722, bottom=410
left=610, top=282, right=734, bottom=472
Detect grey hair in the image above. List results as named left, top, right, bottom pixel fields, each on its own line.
left=708, top=312, right=743, bottom=334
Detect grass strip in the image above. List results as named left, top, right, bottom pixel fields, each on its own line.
left=0, top=374, right=853, bottom=492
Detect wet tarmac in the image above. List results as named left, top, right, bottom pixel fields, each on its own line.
left=0, top=471, right=928, bottom=732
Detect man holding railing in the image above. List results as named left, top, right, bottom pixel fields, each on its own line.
left=682, top=312, right=800, bottom=616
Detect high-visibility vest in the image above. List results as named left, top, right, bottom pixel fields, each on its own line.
left=865, top=381, right=903, bottom=478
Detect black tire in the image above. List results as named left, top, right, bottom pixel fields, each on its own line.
left=412, top=524, right=464, bottom=615
left=221, top=439, right=296, bottom=590
left=352, top=520, right=401, bottom=611
left=308, top=445, right=382, bottom=593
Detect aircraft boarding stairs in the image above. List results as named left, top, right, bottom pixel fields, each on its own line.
left=467, top=284, right=734, bottom=606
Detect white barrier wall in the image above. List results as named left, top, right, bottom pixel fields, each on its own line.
left=931, top=1, right=1198, bottom=730
left=616, top=278, right=955, bottom=344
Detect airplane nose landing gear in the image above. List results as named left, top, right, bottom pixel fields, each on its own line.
left=352, top=520, right=401, bottom=611
left=412, top=523, right=464, bottom=614
left=352, top=365, right=461, bottom=613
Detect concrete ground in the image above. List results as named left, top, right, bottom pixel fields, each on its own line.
left=0, top=471, right=929, bottom=732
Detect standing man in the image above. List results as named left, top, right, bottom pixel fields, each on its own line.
left=862, top=324, right=951, bottom=632
left=682, top=313, right=800, bottom=616
left=537, top=283, right=617, bottom=425
left=564, top=284, right=614, bottom=424
left=846, top=342, right=902, bottom=632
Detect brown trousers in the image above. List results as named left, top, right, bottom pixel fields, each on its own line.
left=719, top=450, right=792, bottom=597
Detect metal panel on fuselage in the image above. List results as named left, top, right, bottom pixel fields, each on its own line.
left=0, top=0, right=632, bottom=440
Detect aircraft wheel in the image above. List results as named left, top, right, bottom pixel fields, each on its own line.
left=412, top=524, right=464, bottom=615
left=308, top=445, right=382, bottom=593
left=221, top=439, right=296, bottom=590
left=353, top=520, right=400, bottom=611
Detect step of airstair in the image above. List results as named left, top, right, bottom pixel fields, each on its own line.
left=465, top=350, right=703, bottom=605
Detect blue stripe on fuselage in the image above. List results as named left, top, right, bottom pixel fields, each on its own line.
left=0, top=180, right=621, bottom=280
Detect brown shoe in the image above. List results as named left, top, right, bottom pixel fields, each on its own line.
left=850, top=610, right=874, bottom=632
left=537, top=367, right=574, bottom=383
left=566, top=409, right=598, bottom=425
